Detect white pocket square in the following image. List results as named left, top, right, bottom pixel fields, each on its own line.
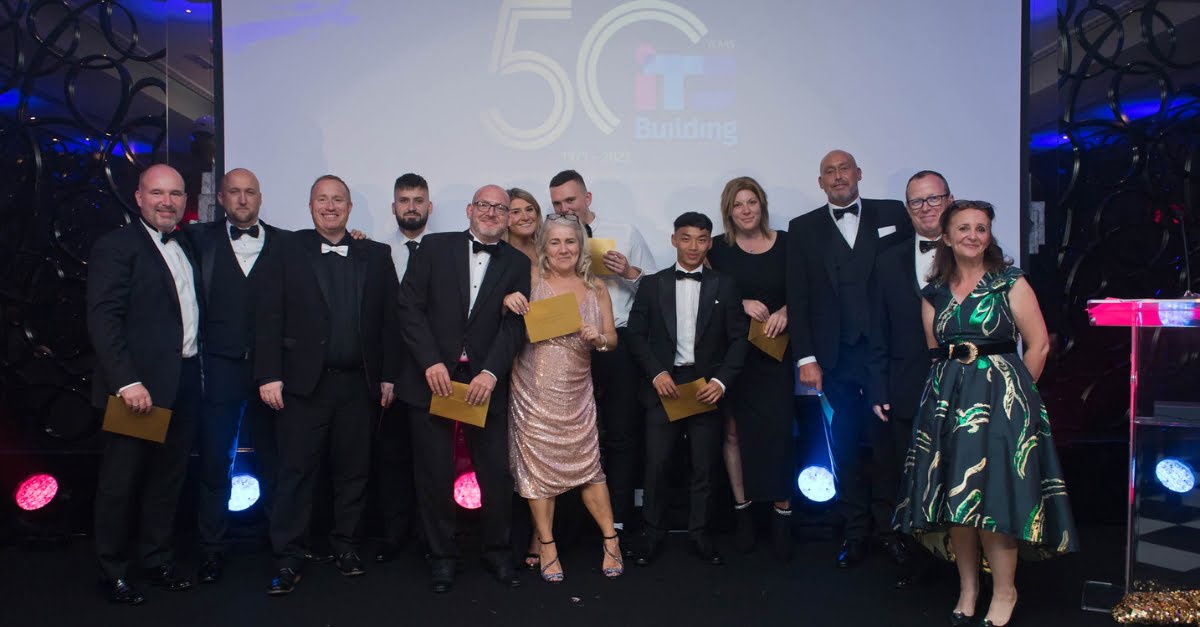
left=877, top=225, right=897, bottom=237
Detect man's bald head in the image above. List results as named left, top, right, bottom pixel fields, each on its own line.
left=218, top=168, right=263, bottom=228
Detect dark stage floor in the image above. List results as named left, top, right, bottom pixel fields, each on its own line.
left=0, top=525, right=1125, bottom=627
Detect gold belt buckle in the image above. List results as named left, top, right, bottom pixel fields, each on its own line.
left=950, top=341, right=979, bottom=365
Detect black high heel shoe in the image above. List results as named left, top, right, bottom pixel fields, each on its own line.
left=950, top=610, right=974, bottom=626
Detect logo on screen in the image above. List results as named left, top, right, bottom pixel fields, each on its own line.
left=632, top=44, right=737, bottom=146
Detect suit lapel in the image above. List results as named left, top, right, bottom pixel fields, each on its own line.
left=249, top=222, right=276, bottom=279
left=350, top=238, right=368, bottom=321
left=903, top=238, right=922, bottom=296
left=302, top=232, right=333, bottom=311
left=818, top=208, right=840, bottom=292
left=469, top=246, right=506, bottom=326
left=455, top=231, right=471, bottom=320
left=137, top=224, right=184, bottom=319
left=853, top=199, right=879, bottom=260
left=695, top=270, right=718, bottom=340
left=659, top=271, right=677, bottom=348
left=200, top=222, right=219, bottom=304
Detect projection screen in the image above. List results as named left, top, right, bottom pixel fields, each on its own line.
left=221, top=0, right=1022, bottom=266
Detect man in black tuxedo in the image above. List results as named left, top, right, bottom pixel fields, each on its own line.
left=370, top=172, right=434, bottom=564
left=867, top=169, right=953, bottom=587
left=255, top=175, right=401, bottom=595
left=87, top=164, right=203, bottom=604
left=182, top=168, right=285, bottom=584
left=785, top=150, right=912, bottom=568
left=397, top=184, right=530, bottom=593
left=626, top=212, right=749, bottom=567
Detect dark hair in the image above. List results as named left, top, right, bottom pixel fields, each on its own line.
left=905, top=170, right=950, bottom=198
left=928, top=199, right=1011, bottom=284
left=310, top=174, right=350, bottom=199
left=394, top=173, right=428, bottom=192
left=549, top=169, right=586, bottom=190
left=719, top=176, right=770, bottom=245
left=673, top=211, right=713, bottom=233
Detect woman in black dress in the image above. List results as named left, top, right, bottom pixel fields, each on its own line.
left=707, top=176, right=794, bottom=560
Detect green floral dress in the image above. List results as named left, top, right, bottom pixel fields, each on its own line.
left=893, top=266, right=1078, bottom=561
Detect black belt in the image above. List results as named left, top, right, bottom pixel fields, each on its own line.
left=930, top=341, right=1016, bottom=365
left=324, top=366, right=362, bottom=374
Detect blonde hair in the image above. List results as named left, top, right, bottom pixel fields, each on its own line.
left=535, top=217, right=599, bottom=289
left=502, top=187, right=543, bottom=243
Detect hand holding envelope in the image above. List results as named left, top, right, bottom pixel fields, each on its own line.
left=103, top=395, right=173, bottom=443
left=748, top=319, right=789, bottom=361
left=429, top=381, right=489, bottom=427
left=661, top=378, right=718, bottom=421
left=524, top=292, right=582, bottom=343
left=589, top=238, right=617, bottom=275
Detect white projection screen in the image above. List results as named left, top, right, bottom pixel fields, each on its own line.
left=221, top=0, right=1022, bottom=265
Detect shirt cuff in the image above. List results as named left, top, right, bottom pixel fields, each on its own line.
left=481, top=369, right=498, bottom=382
left=711, top=378, right=726, bottom=393
left=117, top=382, right=142, bottom=396
left=796, top=356, right=817, bottom=367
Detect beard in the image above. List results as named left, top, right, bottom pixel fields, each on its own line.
left=396, top=213, right=428, bottom=231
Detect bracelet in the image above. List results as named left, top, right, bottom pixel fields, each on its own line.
left=597, top=333, right=610, bottom=352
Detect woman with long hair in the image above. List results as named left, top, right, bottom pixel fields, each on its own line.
left=503, top=187, right=542, bottom=262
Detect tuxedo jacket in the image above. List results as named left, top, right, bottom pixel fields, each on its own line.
left=395, top=231, right=531, bottom=408
left=866, top=237, right=930, bottom=417
left=183, top=219, right=286, bottom=402
left=86, top=221, right=203, bottom=409
left=254, top=229, right=400, bottom=399
left=625, top=267, right=750, bottom=406
left=785, top=199, right=911, bottom=370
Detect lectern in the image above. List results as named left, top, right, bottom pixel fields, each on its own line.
left=1084, top=299, right=1200, bottom=611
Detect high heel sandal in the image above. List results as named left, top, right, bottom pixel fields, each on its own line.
left=602, top=534, right=625, bottom=578
left=538, top=538, right=563, bottom=583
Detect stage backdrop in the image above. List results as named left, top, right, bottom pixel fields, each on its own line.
left=221, top=0, right=1021, bottom=265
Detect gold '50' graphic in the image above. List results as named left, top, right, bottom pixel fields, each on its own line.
left=484, top=0, right=707, bottom=151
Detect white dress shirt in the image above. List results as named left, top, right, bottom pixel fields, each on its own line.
left=915, top=235, right=937, bottom=289
left=668, top=263, right=726, bottom=392
left=588, top=216, right=657, bottom=328
left=229, top=221, right=265, bottom=276
left=382, top=229, right=426, bottom=281
left=827, top=196, right=862, bottom=249
left=467, top=235, right=493, bottom=317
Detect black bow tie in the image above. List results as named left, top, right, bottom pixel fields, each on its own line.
left=472, top=240, right=499, bottom=255
left=160, top=230, right=179, bottom=245
left=675, top=270, right=702, bottom=282
left=919, top=239, right=938, bottom=253
left=230, top=224, right=260, bottom=240
left=832, top=204, right=859, bottom=220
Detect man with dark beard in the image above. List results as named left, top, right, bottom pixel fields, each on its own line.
left=370, top=173, right=433, bottom=563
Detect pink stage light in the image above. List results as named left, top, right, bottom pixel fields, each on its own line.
left=14, top=473, right=59, bottom=511
left=453, top=471, right=482, bottom=510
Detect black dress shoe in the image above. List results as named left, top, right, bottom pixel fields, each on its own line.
left=616, top=528, right=636, bottom=558
left=104, top=578, right=146, bottom=605
left=198, top=554, right=223, bottom=584
left=689, top=534, right=724, bottom=566
left=429, top=559, right=455, bottom=594
left=836, top=539, right=866, bottom=569
left=375, top=544, right=400, bottom=564
left=950, top=610, right=974, bottom=626
left=304, top=550, right=335, bottom=565
left=634, top=532, right=663, bottom=567
left=881, top=535, right=913, bottom=567
left=482, top=554, right=521, bottom=588
left=142, top=564, right=193, bottom=591
left=335, top=552, right=366, bottom=577
left=266, top=568, right=301, bottom=595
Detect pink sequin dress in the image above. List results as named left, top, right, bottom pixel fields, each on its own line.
left=508, top=279, right=606, bottom=499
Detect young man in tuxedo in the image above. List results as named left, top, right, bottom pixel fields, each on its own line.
left=397, top=185, right=531, bottom=593
left=867, top=169, right=954, bottom=587
left=370, top=172, right=434, bottom=564
left=87, top=164, right=203, bottom=604
left=255, top=175, right=401, bottom=595
left=785, top=150, right=913, bottom=568
left=549, top=170, right=657, bottom=541
left=626, top=212, right=749, bottom=567
left=182, top=168, right=286, bottom=584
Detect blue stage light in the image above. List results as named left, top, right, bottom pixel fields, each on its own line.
left=797, top=465, right=836, bottom=503
left=1155, top=458, right=1196, bottom=494
left=228, top=473, right=261, bottom=512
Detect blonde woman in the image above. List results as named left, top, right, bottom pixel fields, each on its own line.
left=502, top=215, right=623, bottom=582
left=503, top=187, right=542, bottom=262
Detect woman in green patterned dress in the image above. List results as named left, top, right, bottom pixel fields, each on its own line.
left=893, top=200, right=1077, bottom=627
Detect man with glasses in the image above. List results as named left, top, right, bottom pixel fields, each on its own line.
left=866, top=170, right=954, bottom=588
left=397, top=185, right=531, bottom=593
left=371, top=173, right=434, bottom=564
left=785, top=150, right=912, bottom=569
left=548, top=169, right=656, bottom=545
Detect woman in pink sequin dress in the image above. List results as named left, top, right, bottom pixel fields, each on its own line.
left=503, top=215, right=623, bottom=582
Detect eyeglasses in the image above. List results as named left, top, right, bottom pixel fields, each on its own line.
left=545, top=214, right=580, bottom=222
left=907, top=194, right=950, bottom=210
left=472, top=200, right=509, bottom=214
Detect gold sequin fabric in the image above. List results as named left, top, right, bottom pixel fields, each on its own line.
left=508, top=279, right=606, bottom=499
left=1113, top=588, right=1200, bottom=624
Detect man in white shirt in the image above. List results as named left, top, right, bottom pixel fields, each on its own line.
left=549, top=170, right=657, bottom=541
left=372, top=172, right=433, bottom=563
left=88, top=164, right=203, bottom=604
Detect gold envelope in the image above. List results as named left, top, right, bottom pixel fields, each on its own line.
left=102, top=395, right=173, bottom=443
left=661, top=378, right=718, bottom=422
left=429, top=382, right=489, bottom=428
left=748, top=320, right=789, bottom=362
left=525, top=292, right=582, bottom=343
left=589, top=238, right=616, bottom=275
